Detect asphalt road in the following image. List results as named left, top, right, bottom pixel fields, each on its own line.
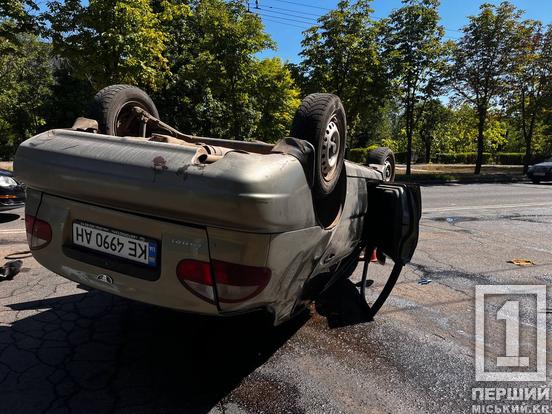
left=0, top=182, right=551, bottom=413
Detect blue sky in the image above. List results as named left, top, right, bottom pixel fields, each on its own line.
left=255, top=0, right=552, bottom=63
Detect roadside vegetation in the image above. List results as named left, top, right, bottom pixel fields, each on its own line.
left=1, top=0, right=551, bottom=174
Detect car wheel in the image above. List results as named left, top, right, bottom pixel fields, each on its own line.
left=290, top=93, right=347, bottom=197
left=89, top=85, right=159, bottom=136
left=531, top=178, right=541, bottom=184
left=367, top=147, right=395, bottom=182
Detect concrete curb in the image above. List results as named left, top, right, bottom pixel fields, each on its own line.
left=396, top=174, right=529, bottom=185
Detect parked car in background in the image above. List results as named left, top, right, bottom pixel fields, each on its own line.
left=0, top=169, right=25, bottom=211
left=527, top=158, right=552, bottom=184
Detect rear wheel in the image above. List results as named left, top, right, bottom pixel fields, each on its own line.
left=290, top=93, right=347, bottom=197
left=367, top=147, right=395, bottom=182
left=88, top=85, right=159, bottom=136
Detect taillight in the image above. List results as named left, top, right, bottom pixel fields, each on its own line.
left=176, top=259, right=271, bottom=304
left=212, top=260, right=271, bottom=303
left=25, top=214, right=52, bottom=250
left=176, top=260, right=215, bottom=303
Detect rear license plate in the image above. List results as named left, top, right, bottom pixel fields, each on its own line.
left=72, top=221, right=158, bottom=267
left=534, top=172, right=546, bottom=176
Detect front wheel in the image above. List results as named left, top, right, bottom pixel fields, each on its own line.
left=367, top=147, right=395, bottom=182
left=531, top=178, right=541, bottom=184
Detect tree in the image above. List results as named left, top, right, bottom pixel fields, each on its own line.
left=0, top=0, right=39, bottom=45
left=298, top=0, right=387, bottom=146
left=417, top=99, right=450, bottom=162
left=0, top=34, right=53, bottom=158
left=509, top=21, right=552, bottom=172
left=450, top=2, right=522, bottom=174
left=383, top=0, right=446, bottom=175
left=155, top=0, right=298, bottom=141
left=252, top=58, right=300, bottom=142
left=46, top=0, right=181, bottom=91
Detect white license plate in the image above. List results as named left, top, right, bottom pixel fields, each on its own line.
left=534, top=172, right=546, bottom=176
left=72, top=221, right=158, bottom=267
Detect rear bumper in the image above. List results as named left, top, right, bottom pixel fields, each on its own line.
left=27, top=191, right=331, bottom=324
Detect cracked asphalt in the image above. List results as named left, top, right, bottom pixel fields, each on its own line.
left=0, top=182, right=551, bottom=413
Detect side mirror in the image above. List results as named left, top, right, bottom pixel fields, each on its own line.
left=366, top=183, right=422, bottom=265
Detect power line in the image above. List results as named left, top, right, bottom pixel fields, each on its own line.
left=256, top=15, right=310, bottom=30
left=253, top=1, right=464, bottom=35
left=252, top=3, right=322, bottom=18
left=253, top=8, right=318, bottom=24
left=252, top=11, right=314, bottom=27
left=262, top=0, right=333, bottom=12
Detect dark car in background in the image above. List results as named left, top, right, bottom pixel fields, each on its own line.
left=0, top=169, right=25, bottom=211
left=527, top=159, right=552, bottom=184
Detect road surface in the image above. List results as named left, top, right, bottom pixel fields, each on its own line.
left=0, top=182, right=551, bottom=413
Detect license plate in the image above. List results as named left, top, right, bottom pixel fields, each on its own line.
left=72, top=221, right=158, bottom=267
left=534, top=172, right=546, bottom=176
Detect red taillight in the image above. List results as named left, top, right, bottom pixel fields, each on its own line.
left=25, top=214, right=52, bottom=250
left=212, top=260, right=271, bottom=304
left=177, top=260, right=215, bottom=303
left=176, top=259, right=271, bottom=304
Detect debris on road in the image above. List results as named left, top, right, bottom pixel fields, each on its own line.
left=417, top=277, right=432, bottom=285
left=507, top=258, right=535, bottom=266
left=0, top=260, right=23, bottom=280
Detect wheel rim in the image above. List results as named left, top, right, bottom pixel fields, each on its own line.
left=321, top=116, right=340, bottom=182
left=383, top=159, right=393, bottom=182
left=115, top=101, right=146, bottom=136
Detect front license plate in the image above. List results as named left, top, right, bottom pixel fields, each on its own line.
left=72, top=221, right=158, bottom=267
left=534, top=172, right=546, bottom=176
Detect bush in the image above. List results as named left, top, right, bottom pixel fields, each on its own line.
left=495, top=153, right=549, bottom=165
left=347, top=145, right=378, bottom=164
left=434, top=152, right=492, bottom=164
left=496, top=153, right=524, bottom=165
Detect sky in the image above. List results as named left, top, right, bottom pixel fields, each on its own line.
left=254, top=0, right=552, bottom=63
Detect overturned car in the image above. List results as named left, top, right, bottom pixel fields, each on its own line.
left=15, top=85, right=421, bottom=325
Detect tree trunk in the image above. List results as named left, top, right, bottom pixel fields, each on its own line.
left=406, top=104, right=413, bottom=176
left=523, top=139, right=532, bottom=174
left=523, top=114, right=537, bottom=174
left=425, top=138, right=431, bottom=164
left=475, top=108, right=486, bottom=175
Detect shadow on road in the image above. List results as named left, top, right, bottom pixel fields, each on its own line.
left=0, top=289, right=309, bottom=413
left=0, top=213, right=20, bottom=224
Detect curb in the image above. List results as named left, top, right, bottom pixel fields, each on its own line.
left=396, top=174, right=529, bottom=185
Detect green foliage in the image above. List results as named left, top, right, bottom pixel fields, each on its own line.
left=252, top=58, right=301, bottom=142
left=47, top=0, right=181, bottom=90
left=154, top=0, right=297, bottom=140
left=0, top=0, right=39, bottom=45
left=382, top=0, right=447, bottom=173
left=297, top=0, right=387, bottom=145
left=496, top=152, right=524, bottom=165
left=450, top=2, right=523, bottom=173
left=0, top=33, right=53, bottom=159
left=347, top=145, right=378, bottom=164
left=435, top=152, right=492, bottom=164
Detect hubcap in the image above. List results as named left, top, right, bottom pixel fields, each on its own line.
left=321, top=118, right=340, bottom=181
left=383, top=159, right=393, bottom=181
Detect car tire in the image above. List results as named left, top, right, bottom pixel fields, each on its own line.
left=290, top=93, right=347, bottom=197
left=367, top=147, right=395, bottom=182
left=531, top=178, right=541, bottom=184
left=89, top=85, right=159, bottom=136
